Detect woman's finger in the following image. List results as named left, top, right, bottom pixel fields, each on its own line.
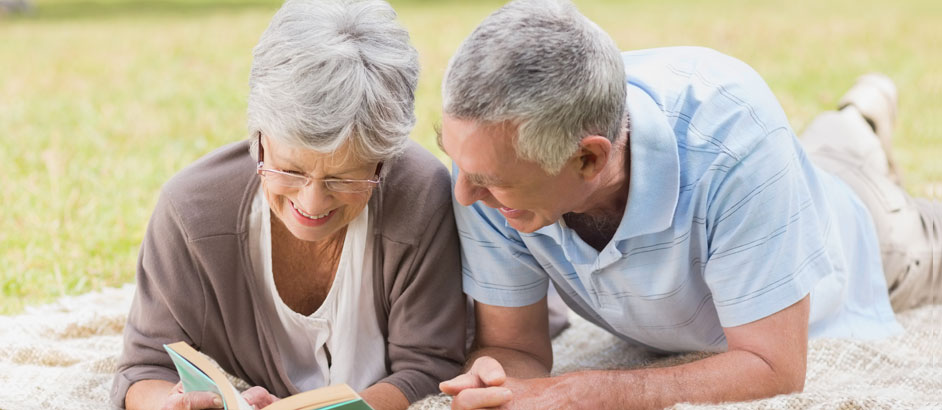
left=242, top=386, right=278, bottom=408
left=182, top=391, right=224, bottom=409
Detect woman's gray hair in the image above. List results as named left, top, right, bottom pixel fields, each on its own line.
left=248, top=0, right=419, bottom=164
left=442, top=0, right=626, bottom=174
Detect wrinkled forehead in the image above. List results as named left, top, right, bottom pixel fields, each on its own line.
left=439, top=116, right=524, bottom=185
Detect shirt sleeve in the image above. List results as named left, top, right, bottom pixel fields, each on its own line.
left=451, top=166, right=549, bottom=308
left=703, top=129, right=834, bottom=328
left=111, top=192, right=207, bottom=409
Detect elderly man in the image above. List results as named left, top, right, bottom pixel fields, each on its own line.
left=437, top=0, right=941, bottom=408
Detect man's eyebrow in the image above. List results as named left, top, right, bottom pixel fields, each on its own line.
left=464, top=171, right=505, bottom=187
left=434, top=121, right=503, bottom=186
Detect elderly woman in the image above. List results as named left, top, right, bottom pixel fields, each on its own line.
left=111, top=1, right=465, bottom=409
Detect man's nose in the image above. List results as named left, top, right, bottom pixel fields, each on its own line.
left=454, top=172, right=486, bottom=207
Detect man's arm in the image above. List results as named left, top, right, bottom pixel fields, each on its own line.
left=439, top=298, right=553, bottom=406
left=470, top=297, right=553, bottom=377
left=444, top=295, right=809, bottom=410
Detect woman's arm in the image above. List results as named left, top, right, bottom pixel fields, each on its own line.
left=373, top=172, right=468, bottom=405
left=126, top=380, right=176, bottom=410
left=359, top=382, right=410, bottom=410
left=113, top=191, right=208, bottom=408
left=127, top=380, right=221, bottom=410
left=128, top=380, right=279, bottom=410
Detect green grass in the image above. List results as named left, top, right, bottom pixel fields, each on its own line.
left=2, top=0, right=941, bottom=314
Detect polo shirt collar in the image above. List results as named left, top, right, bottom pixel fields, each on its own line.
left=611, top=83, right=681, bottom=241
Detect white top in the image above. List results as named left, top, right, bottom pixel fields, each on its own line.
left=248, top=189, right=386, bottom=392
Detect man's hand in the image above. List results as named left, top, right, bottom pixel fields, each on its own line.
left=440, top=298, right=554, bottom=410
left=442, top=296, right=810, bottom=409
left=440, top=356, right=512, bottom=409
left=443, top=365, right=576, bottom=410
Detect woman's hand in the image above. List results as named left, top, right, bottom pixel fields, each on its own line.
left=157, top=383, right=279, bottom=410
left=241, top=386, right=280, bottom=409
left=159, top=382, right=223, bottom=410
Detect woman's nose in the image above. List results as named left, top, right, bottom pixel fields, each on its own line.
left=294, top=180, right=334, bottom=210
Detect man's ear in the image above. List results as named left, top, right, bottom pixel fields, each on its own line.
left=574, top=135, right=612, bottom=180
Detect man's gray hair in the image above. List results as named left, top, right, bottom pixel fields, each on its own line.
left=443, top=0, right=626, bottom=174
left=248, top=0, right=419, bottom=164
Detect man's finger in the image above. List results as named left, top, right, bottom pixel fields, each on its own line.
left=440, top=372, right=485, bottom=395
left=452, top=386, right=512, bottom=410
left=182, top=391, right=224, bottom=409
left=469, top=356, right=506, bottom=387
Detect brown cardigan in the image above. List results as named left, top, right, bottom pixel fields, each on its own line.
left=111, top=139, right=466, bottom=408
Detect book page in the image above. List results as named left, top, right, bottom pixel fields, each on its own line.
left=164, top=343, right=253, bottom=410
left=164, top=342, right=370, bottom=410
left=263, top=384, right=368, bottom=410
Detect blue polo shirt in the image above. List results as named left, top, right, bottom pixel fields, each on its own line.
left=453, top=47, right=901, bottom=353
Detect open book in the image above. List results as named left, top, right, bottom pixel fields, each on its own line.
left=164, top=342, right=373, bottom=410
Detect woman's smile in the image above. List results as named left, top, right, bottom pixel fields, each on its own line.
left=289, top=200, right=336, bottom=227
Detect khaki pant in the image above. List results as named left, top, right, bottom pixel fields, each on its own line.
left=800, top=107, right=942, bottom=311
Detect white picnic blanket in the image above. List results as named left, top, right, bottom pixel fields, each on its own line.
left=1, top=286, right=940, bottom=409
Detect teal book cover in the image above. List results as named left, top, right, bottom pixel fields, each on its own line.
left=163, top=342, right=373, bottom=410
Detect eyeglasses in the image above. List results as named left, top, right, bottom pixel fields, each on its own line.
left=256, top=133, right=382, bottom=193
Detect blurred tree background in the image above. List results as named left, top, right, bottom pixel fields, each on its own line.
left=1, top=0, right=940, bottom=314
